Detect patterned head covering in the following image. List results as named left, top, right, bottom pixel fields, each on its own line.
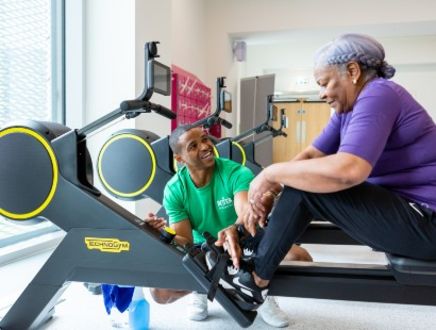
left=314, top=33, right=396, bottom=79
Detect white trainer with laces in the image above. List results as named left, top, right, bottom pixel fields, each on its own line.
left=188, top=291, right=208, bottom=321
left=257, top=296, right=289, bottom=328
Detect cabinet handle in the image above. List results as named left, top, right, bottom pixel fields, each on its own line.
left=301, top=121, right=306, bottom=144
left=296, top=121, right=301, bottom=143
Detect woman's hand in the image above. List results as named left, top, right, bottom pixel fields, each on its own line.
left=245, top=170, right=277, bottom=235
left=143, top=213, right=166, bottom=232
left=215, top=224, right=242, bottom=268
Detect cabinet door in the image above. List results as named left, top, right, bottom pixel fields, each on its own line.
left=272, top=102, right=302, bottom=163
left=273, top=101, right=331, bottom=162
left=300, top=101, right=332, bottom=150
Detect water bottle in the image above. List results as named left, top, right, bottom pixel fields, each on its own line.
left=128, top=287, right=150, bottom=330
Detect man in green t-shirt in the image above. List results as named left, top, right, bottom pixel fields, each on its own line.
left=149, top=125, right=311, bottom=328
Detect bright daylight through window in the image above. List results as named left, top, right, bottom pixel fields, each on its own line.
left=0, top=0, right=64, bottom=248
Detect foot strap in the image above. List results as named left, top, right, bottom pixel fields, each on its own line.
left=203, top=232, right=229, bottom=301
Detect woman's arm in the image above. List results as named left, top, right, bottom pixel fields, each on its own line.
left=264, top=151, right=372, bottom=193
left=292, top=145, right=326, bottom=161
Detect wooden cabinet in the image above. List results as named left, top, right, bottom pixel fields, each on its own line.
left=273, top=100, right=331, bottom=163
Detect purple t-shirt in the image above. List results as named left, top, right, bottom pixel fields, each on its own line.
left=313, top=78, right=436, bottom=211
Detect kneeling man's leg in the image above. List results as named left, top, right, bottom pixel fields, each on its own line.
left=149, top=288, right=190, bottom=304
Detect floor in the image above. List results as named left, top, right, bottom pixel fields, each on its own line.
left=1, top=244, right=436, bottom=330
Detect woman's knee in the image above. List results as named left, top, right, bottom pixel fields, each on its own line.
left=276, top=186, right=307, bottom=208
left=281, top=186, right=304, bottom=197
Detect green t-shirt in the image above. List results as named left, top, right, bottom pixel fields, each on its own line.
left=163, top=157, right=254, bottom=244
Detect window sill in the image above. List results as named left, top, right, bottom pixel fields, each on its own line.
left=0, top=230, right=65, bottom=267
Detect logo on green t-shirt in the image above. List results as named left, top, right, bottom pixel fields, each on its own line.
left=217, top=196, right=233, bottom=210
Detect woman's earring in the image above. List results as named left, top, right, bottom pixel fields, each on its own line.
left=352, top=79, right=357, bottom=85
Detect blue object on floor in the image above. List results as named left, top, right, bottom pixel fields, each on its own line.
left=102, top=284, right=135, bottom=314
left=128, top=291, right=150, bottom=330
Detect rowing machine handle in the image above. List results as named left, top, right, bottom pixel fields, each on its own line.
left=219, top=118, right=232, bottom=129
left=149, top=103, right=176, bottom=120
left=120, top=100, right=176, bottom=120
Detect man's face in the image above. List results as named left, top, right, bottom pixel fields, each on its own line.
left=314, top=65, right=358, bottom=114
left=176, top=128, right=215, bottom=170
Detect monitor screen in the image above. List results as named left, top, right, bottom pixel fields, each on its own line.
left=147, top=60, right=171, bottom=96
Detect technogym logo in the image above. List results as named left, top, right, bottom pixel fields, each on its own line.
left=217, top=196, right=233, bottom=210
left=85, top=237, right=130, bottom=253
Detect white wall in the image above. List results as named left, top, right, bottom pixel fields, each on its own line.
left=134, top=0, right=207, bottom=217
left=70, top=0, right=207, bottom=217
left=82, top=0, right=137, bottom=212
left=131, top=0, right=172, bottom=216
left=171, top=0, right=207, bottom=81
left=84, top=0, right=136, bottom=125
left=134, top=0, right=172, bottom=138
left=203, top=0, right=436, bottom=127
left=245, top=35, right=436, bottom=118
left=379, top=36, right=436, bottom=118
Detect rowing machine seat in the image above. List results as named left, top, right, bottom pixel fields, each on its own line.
left=386, top=253, right=436, bottom=287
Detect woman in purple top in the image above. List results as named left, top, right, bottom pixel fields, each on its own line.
left=211, top=34, right=436, bottom=308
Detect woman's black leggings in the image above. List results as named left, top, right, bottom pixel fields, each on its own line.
left=254, top=182, right=436, bottom=280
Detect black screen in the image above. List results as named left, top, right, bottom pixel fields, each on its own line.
left=149, top=61, right=171, bottom=96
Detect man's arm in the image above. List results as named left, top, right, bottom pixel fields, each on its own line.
left=233, top=191, right=249, bottom=219
left=216, top=189, right=278, bottom=268
left=170, top=219, right=194, bottom=247
left=214, top=190, right=251, bottom=269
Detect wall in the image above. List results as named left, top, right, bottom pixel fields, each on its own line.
left=83, top=0, right=137, bottom=212
left=203, top=0, right=436, bottom=128
left=245, top=35, right=436, bottom=118
left=134, top=0, right=208, bottom=217
left=71, top=0, right=206, bottom=216
left=171, top=0, right=207, bottom=81
left=379, top=36, right=436, bottom=118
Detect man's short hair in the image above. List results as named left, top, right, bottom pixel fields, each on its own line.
left=169, top=124, right=194, bottom=153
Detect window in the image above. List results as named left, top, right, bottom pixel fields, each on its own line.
left=0, top=0, right=64, bottom=248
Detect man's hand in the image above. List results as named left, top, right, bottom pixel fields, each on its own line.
left=215, top=224, right=242, bottom=268
left=259, top=189, right=277, bottom=216
left=143, top=213, right=166, bottom=232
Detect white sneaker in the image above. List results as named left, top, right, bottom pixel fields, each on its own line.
left=257, top=296, right=289, bottom=328
left=188, top=292, right=208, bottom=321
